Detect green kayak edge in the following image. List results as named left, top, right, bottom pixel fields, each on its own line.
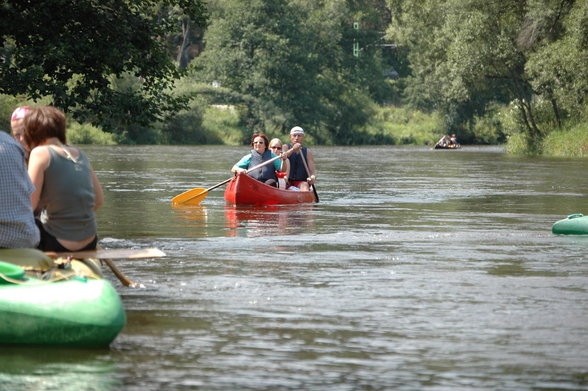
left=0, top=249, right=126, bottom=347
left=552, top=213, right=588, bottom=235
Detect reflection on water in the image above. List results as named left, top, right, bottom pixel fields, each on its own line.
left=224, top=204, right=315, bottom=237
left=170, top=204, right=208, bottom=227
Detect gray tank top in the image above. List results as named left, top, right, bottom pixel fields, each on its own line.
left=38, top=146, right=97, bottom=241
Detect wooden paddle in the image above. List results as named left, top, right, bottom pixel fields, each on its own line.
left=171, top=146, right=297, bottom=205
left=45, top=248, right=165, bottom=288
left=298, top=148, right=319, bottom=202
left=45, top=247, right=166, bottom=260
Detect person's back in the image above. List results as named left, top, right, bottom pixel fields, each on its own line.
left=38, top=147, right=97, bottom=241
left=0, top=131, right=39, bottom=248
left=24, top=106, right=103, bottom=252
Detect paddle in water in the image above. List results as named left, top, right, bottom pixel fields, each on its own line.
left=298, top=148, right=319, bottom=202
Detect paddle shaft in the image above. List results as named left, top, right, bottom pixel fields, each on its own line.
left=45, top=247, right=164, bottom=288
left=298, top=148, right=319, bottom=202
left=176, top=147, right=295, bottom=204
left=101, top=258, right=141, bottom=288
left=45, top=248, right=165, bottom=260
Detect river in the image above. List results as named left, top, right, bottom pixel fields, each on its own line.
left=1, top=145, right=587, bottom=390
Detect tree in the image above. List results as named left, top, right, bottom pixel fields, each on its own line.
left=386, top=0, right=587, bottom=147
left=0, top=0, right=207, bottom=134
left=191, top=0, right=391, bottom=144
left=524, top=0, right=587, bottom=127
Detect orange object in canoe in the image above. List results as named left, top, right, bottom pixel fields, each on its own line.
left=224, top=173, right=317, bottom=206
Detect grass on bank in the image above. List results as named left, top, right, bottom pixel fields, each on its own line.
left=506, top=123, right=588, bottom=157
left=541, top=125, right=588, bottom=157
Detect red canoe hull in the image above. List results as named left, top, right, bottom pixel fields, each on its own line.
left=224, top=173, right=317, bottom=206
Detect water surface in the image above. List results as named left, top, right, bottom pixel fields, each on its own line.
left=1, top=145, right=587, bottom=390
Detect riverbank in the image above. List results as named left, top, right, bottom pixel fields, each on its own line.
left=506, top=123, right=588, bottom=157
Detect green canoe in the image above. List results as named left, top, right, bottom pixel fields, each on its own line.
left=0, top=248, right=126, bottom=347
left=552, top=213, right=588, bottom=235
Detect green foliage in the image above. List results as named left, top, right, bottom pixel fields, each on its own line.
left=541, top=124, right=588, bottom=158
left=190, top=0, right=389, bottom=143
left=201, top=106, right=246, bottom=145
left=386, top=0, right=587, bottom=154
left=0, top=0, right=207, bottom=134
left=471, top=104, right=508, bottom=144
left=67, top=122, right=117, bottom=145
left=505, top=132, right=531, bottom=155
left=358, top=105, right=442, bottom=145
left=525, top=1, right=588, bottom=124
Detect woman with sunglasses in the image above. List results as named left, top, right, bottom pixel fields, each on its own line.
left=231, top=133, right=288, bottom=187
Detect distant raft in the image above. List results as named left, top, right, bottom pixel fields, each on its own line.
left=552, top=214, right=588, bottom=235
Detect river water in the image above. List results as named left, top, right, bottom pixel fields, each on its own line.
left=1, top=145, right=587, bottom=390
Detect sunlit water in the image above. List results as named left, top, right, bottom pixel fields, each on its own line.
left=1, top=145, right=587, bottom=390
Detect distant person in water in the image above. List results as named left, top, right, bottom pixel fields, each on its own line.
left=24, top=105, right=104, bottom=252
left=450, top=134, right=460, bottom=147
left=231, top=133, right=294, bottom=187
left=282, top=126, right=316, bottom=191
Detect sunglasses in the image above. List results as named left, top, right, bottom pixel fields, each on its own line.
left=270, top=145, right=281, bottom=149
left=253, top=141, right=266, bottom=145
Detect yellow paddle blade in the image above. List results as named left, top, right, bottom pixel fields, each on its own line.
left=179, top=191, right=209, bottom=205
left=171, top=187, right=206, bottom=204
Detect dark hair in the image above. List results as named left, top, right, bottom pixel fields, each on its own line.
left=250, top=133, right=269, bottom=147
left=23, top=106, right=67, bottom=149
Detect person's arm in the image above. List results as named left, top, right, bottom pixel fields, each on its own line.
left=90, top=168, right=104, bottom=210
left=27, top=146, right=51, bottom=211
left=231, top=154, right=250, bottom=174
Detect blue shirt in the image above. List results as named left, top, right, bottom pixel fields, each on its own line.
left=0, top=131, right=39, bottom=248
left=234, top=152, right=282, bottom=171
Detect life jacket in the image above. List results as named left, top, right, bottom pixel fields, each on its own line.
left=286, top=145, right=309, bottom=181
left=248, top=149, right=277, bottom=183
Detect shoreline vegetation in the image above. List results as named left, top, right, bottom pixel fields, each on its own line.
left=1, top=98, right=586, bottom=157
left=2, top=2, right=586, bottom=158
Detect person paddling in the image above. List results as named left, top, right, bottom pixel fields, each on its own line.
left=231, top=133, right=290, bottom=187
left=283, top=126, right=316, bottom=191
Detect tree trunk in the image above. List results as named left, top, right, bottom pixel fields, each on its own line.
left=177, top=18, right=191, bottom=69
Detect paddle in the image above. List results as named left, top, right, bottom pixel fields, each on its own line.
left=298, top=148, right=319, bottom=202
left=45, top=248, right=165, bottom=288
left=171, top=146, right=298, bottom=205
left=45, top=247, right=166, bottom=260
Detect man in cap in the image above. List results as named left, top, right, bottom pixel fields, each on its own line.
left=283, top=126, right=316, bottom=191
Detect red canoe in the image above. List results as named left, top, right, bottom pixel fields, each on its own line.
left=224, top=173, right=317, bottom=206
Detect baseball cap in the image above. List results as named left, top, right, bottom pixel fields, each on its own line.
left=290, top=126, right=304, bottom=135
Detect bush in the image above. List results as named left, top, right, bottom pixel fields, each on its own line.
left=471, top=104, right=508, bottom=144
left=67, top=122, right=117, bottom=145
left=201, top=105, right=247, bottom=145
left=541, top=124, right=588, bottom=157
left=358, top=105, right=442, bottom=145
